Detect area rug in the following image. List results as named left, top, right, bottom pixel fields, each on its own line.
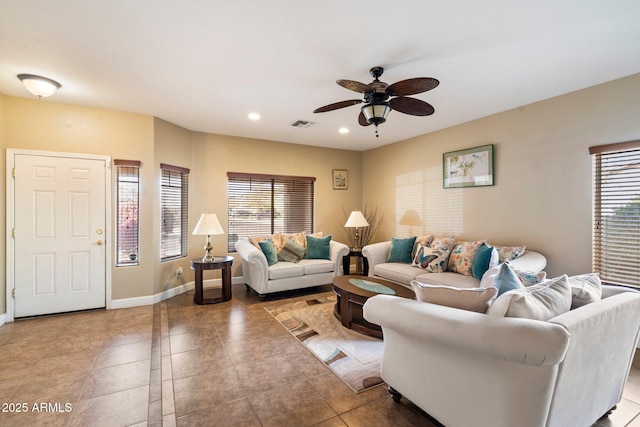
left=265, top=293, right=384, bottom=393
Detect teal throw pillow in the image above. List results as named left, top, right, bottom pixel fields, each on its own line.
left=387, top=236, right=417, bottom=264
left=306, top=234, right=331, bottom=260
left=258, top=239, right=278, bottom=266
left=493, top=262, right=524, bottom=296
left=472, top=243, right=494, bottom=280
left=278, top=238, right=306, bottom=262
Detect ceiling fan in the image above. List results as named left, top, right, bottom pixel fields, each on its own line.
left=313, top=66, right=439, bottom=137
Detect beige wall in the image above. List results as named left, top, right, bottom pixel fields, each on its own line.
left=0, top=97, right=362, bottom=313
left=2, top=97, right=156, bottom=303
left=363, top=72, right=640, bottom=277
left=189, top=132, right=364, bottom=280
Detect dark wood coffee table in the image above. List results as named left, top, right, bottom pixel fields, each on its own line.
left=332, top=275, right=415, bottom=338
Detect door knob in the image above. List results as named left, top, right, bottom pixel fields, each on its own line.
left=97, top=240, right=104, bottom=246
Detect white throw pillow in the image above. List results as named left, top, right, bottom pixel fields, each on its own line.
left=410, top=280, right=498, bottom=313
left=568, top=273, right=602, bottom=308
left=486, top=274, right=572, bottom=320
left=479, top=263, right=502, bottom=288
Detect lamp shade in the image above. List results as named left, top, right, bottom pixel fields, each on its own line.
left=193, top=213, right=224, bottom=236
left=361, top=102, right=390, bottom=125
left=344, top=210, right=369, bottom=228
left=17, top=74, right=61, bottom=98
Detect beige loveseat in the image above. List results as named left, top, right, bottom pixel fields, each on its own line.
left=235, top=235, right=349, bottom=297
left=363, top=285, right=640, bottom=427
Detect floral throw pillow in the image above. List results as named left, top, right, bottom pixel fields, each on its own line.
left=424, top=248, right=452, bottom=273
left=447, top=241, right=484, bottom=276
left=495, top=245, right=526, bottom=263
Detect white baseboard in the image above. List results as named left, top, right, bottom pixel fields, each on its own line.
left=110, top=276, right=245, bottom=309
left=0, top=312, right=6, bottom=328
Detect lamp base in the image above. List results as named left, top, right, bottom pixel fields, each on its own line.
left=202, top=235, right=215, bottom=262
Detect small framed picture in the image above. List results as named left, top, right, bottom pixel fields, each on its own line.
left=443, top=144, right=494, bottom=188
left=332, top=169, right=348, bottom=190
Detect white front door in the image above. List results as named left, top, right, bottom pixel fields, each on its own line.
left=13, top=153, right=107, bottom=318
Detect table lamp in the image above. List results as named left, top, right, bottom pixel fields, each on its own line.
left=344, top=210, right=369, bottom=251
left=193, top=213, right=225, bottom=262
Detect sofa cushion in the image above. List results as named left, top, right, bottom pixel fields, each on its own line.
left=306, top=234, right=331, bottom=260
left=278, top=238, right=306, bottom=262
left=258, top=239, right=278, bottom=266
left=515, top=269, right=547, bottom=286
left=281, top=231, right=307, bottom=249
left=415, top=272, right=482, bottom=288
left=268, top=262, right=304, bottom=280
left=387, top=237, right=417, bottom=263
left=472, top=243, right=498, bottom=280
left=495, top=245, right=526, bottom=262
left=568, top=273, right=602, bottom=308
left=300, top=259, right=334, bottom=275
left=493, top=262, right=525, bottom=296
left=410, top=280, right=498, bottom=313
left=251, top=234, right=275, bottom=249
left=448, top=241, right=484, bottom=276
left=412, top=244, right=451, bottom=273
left=412, top=234, right=434, bottom=259
left=487, top=274, right=572, bottom=320
left=374, top=263, right=424, bottom=284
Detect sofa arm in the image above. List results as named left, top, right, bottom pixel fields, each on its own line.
left=234, top=238, right=268, bottom=290
left=330, top=240, right=350, bottom=274
left=509, top=250, right=547, bottom=273
left=363, top=295, right=570, bottom=367
left=362, top=241, right=391, bottom=277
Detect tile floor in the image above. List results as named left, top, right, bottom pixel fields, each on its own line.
left=0, top=282, right=639, bottom=427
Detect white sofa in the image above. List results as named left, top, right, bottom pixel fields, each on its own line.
left=363, top=285, right=640, bottom=427
left=235, top=237, right=349, bottom=296
left=362, top=240, right=547, bottom=288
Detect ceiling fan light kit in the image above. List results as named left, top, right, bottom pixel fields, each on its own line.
left=313, top=66, right=438, bottom=137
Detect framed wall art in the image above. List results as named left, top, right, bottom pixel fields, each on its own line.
left=443, top=144, right=494, bottom=188
left=332, top=169, right=348, bottom=190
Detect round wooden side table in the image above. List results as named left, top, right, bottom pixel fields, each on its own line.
left=190, top=256, right=234, bottom=304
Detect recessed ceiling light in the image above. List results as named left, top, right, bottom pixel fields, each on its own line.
left=339, top=127, right=349, bottom=134
left=248, top=113, right=261, bottom=121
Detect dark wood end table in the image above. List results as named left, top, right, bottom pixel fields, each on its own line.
left=332, top=275, right=415, bottom=338
left=342, top=250, right=369, bottom=276
left=190, top=256, right=234, bottom=304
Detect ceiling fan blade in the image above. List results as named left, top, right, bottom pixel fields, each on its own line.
left=313, top=99, right=362, bottom=113
left=358, top=111, right=371, bottom=126
left=389, top=97, right=435, bottom=116
left=386, top=78, right=439, bottom=96
left=337, top=79, right=370, bottom=93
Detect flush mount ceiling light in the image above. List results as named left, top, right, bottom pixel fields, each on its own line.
left=313, top=66, right=438, bottom=137
left=248, top=112, right=261, bottom=120
left=17, top=74, right=61, bottom=98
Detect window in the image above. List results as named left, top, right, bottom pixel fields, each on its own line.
left=590, top=141, right=640, bottom=288
left=115, top=160, right=141, bottom=266
left=161, top=163, right=189, bottom=261
left=227, top=172, right=315, bottom=251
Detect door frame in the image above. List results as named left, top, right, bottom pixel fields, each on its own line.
left=5, top=149, right=112, bottom=322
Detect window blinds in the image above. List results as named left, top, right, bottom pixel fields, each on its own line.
left=161, top=164, right=190, bottom=260
left=115, top=160, right=140, bottom=266
left=591, top=141, right=640, bottom=287
left=227, top=173, right=315, bottom=252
